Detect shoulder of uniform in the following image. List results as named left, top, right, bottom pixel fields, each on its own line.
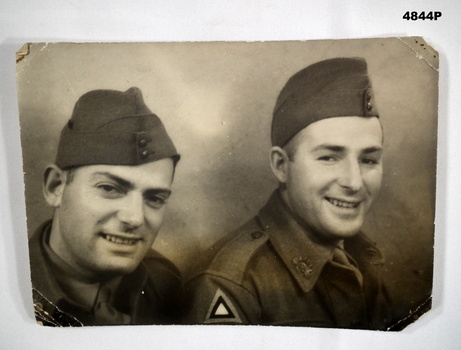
left=345, top=232, right=385, bottom=264
left=142, top=249, right=182, bottom=289
left=193, top=217, right=269, bottom=284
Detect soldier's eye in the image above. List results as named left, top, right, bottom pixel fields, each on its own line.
left=97, top=184, right=124, bottom=198
left=145, top=196, right=167, bottom=209
left=144, top=190, right=171, bottom=209
left=317, top=155, right=338, bottom=162
left=99, top=184, right=116, bottom=192
left=361, top=157, right=380, bottom=165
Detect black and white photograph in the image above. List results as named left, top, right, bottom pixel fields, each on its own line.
left=16, top=38, right=437, bottom=330
left=2, top=1, right=461, bottom=349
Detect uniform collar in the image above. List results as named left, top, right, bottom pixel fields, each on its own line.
left=257, top=191, right=339, bottom=293
left=43, top=237, right=125, bottom=311
left=29, top=220, right=66, bottom=305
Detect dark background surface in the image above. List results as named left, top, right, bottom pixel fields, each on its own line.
left=17, top=38, right=438, bottom=325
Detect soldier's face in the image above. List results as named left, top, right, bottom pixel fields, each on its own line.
left=284, top=116, right=383, bottom=241
left=49, top=159, right=174, bottom=279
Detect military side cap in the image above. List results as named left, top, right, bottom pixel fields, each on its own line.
left=272, top=57, right=379, bottom=147
left=55, top=87, right=179, bottom=169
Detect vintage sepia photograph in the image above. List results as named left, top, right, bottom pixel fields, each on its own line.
left=16, top=38, right=438, bottom=330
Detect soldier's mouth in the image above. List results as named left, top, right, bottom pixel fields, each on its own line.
left=326, top=197, right=360, bottom=209
left=100, top=233, right=141, bottom=245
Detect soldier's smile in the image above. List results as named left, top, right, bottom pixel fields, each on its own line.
left=325, top=197, right=361, bottom=209
left=99, top=232, right=142, bottom=246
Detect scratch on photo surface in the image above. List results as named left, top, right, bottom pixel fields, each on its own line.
left=59, top=67, right=77, bottom=99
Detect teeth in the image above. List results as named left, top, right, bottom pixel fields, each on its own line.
left=327, top=198, right=359, bottom=209
left=102, top=233, right=139, bottom=245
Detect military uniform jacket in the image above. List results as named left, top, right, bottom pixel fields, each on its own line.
left=30, top=220, right=182, bottom=326
left=183, top=191, right=392, bottom=329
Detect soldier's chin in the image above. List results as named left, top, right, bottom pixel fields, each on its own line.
left=94, top=260, right=140, bottom=279
left=322, top=222, right=363, bottom=240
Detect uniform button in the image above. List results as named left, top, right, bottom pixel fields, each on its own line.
left=139, top=138, right=147, bottom=147
left=366, top=102, right=373, bottom=111
left=366, top=249, right=377, bottom=257
left=251, top=231, right=263, bottom=239
left=366, top=92, right=372, bottom=102
left=140, top=150, right=149, bottom=159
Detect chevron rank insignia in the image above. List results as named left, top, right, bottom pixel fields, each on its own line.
left=204, top=288, right=242, bottom=324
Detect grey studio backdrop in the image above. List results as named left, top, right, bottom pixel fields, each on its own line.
left=16, top=38, right=437, bottom=325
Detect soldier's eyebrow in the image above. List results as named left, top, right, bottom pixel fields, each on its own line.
left=311, top=144, right=345, bottom=153
left=311, top=144, right=383, bottom=153
left=362, top=146, right=383, bottom=154
left=91, top=172, right=134, bottom=190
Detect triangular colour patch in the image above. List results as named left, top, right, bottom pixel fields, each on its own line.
left=205, top=288, right=242, bottom=324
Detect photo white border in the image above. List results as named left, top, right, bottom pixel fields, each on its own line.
left=0, top=1, right=459, bottom=349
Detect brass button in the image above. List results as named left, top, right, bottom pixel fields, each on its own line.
left=366, top=91, right=372, bottom=102
left=139, top=138, right=147, bottom=147
left=366, top=249, right=377, bottom=257
left=251, top=231, right=263, bottom=239
left=366, top=102, right=372, bottom=111
left=140, top=150, right=149, bottom=159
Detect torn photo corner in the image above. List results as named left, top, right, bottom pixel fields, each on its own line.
left=16, top=37, right=438, bottom=330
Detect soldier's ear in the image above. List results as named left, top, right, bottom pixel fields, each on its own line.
left=269, top=146, right=289, bottom=184
left=43, top=164, right=67, bottom=208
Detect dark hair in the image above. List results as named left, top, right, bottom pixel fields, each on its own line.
left=64, top=167, right=79, bottom=184
left=283, top=134, right=301, bottom=162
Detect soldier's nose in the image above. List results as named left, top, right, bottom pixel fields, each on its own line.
left=116, top=194, right=144, bottom=230
left=337, top=159, right=363, bottom=192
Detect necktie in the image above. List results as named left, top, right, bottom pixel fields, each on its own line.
left=332, top=246, right=363, bottom=288
left=93, top=284, right=131, bottom=325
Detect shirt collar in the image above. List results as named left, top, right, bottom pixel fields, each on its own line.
left=36, top=221, right=133, bottom=311
left=42, top=226, right=108, bottom=310
left=258, top=190, right=339, bottom=293
left=30, top=219, right=149, bottom=322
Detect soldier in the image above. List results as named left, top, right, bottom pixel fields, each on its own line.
left=30, top=87, right=181, bottom=326
left=182, top=58, right=392, bottom=329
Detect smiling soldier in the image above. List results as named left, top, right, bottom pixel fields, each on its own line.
left=30, top=87, right=181, bottom=326
left=183, top=58, right=392, bottom=329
